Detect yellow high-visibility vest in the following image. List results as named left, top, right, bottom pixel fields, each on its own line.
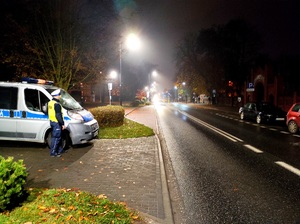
left=48, top=100, right=62, bottom=122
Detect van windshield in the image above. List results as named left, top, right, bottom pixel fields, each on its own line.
left=48, top=89, right=82, bottom=110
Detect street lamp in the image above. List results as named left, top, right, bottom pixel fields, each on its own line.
left=145, top=86, right=149, bottom=100
left=182, top=82, right=187, bottom=103
left=108, top=71, right=118, bottom=105
left=148, top=70, right=157, bottom=102
left=119, top=33, right=141, bottom=106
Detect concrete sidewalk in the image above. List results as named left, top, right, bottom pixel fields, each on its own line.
left=17, top=105, right=173, bottom=224
left=49, top=105, right=173, bottom=223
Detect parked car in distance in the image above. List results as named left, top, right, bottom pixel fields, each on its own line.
left=286, top=103, right=300, bottom=133
left=239, top=102, right=286, bottom=124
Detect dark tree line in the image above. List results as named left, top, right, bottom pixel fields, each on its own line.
left=174, top=18, right=300, bottom=99
left=0, top=0, right=119, bottom=90
left=174, top=19, right=262, bottom=96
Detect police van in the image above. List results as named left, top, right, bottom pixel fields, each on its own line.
left=0, top=77, right=99, bottom=148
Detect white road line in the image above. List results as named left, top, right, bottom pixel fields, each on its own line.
left=180, top=109, right=300, bottom=177
left=179, top=110, right=243, bottom=142
left=280, top=131, right=290, bottom=134
left=216, top=113, right=297, bottom=137
left=275, top=161, right=300, bottom=176
left=181, top=108, right=300, bottom=177
left=244, top=144, right=263, bottom=153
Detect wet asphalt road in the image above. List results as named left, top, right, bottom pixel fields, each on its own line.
left=157, top=103, right=300, bottom=224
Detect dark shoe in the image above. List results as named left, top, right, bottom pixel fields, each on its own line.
left=56, top=154, right=62, bottom=157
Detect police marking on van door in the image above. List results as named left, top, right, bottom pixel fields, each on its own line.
left=26, top=111, right=48, bottom=120
left=0, top=109, right=10, bottom=117
left=14, top=110, right=22, bottom=118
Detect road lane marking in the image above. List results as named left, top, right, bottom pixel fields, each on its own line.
left=280, top=131, right=290, bottom=134
left=179, top=110, right=243, bottom=143
left=178, top=107, right=300, bottom=176
left=175, top=107, right=300, bottom=177
left=275, top=161, right=300, bottom=176
left=215, top=113, right=298, bottom=138
left=244, top=144, right=263, bottom=153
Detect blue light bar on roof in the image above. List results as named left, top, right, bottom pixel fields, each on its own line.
left=21, top=77, right=54, bottom=85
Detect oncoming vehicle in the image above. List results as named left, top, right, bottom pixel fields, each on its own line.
left=286, top=102, right=300, bottom=134
left=239, top=102, right=286, bottom=124
left=0, top=77, right=99, bottom=148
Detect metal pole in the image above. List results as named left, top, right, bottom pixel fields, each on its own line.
left=148, top=72, right=151, bottom=102
left=109, top=90, right=111, bottom=105
left=108, top=83, right=112, bottom=105
left=119, top=42, right=122, bottom=106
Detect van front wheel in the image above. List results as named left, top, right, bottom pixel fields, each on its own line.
left=45, top=130, right=70, bottom=150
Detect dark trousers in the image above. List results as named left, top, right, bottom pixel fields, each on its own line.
left=50, top=121, right=63, bottom=155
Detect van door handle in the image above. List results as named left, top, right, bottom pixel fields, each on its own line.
left=22, top=111, right=26, bottom=118
left=9, top=110, right=13, bottom=118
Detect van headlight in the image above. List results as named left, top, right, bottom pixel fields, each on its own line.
left=67, top=111, right=84, bottom=121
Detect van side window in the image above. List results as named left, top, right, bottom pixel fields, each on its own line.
left=0, top=86, right=18, bottom=109
left=40, top=91, right=50, bottom=113
left=24, top=89, right=49, bottom=112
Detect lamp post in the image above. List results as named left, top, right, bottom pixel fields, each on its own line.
left=182, top=82, right=187, bottom=103
left=119, top=42, right=122, bottom=106
left=148, top=70, right=157, bottom=102
left=108, top=82, right=112, bottom=105
left=108, top=71, right=117, bottom=105
left=119, top=33, right=141, bottom=106
left=174, top=86, right=178, bottom=102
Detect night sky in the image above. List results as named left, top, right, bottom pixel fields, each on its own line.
left=117, top=0, right=300, bottom=89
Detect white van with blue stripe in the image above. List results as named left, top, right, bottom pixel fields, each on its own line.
left=0, top=77, right=99, bottom=148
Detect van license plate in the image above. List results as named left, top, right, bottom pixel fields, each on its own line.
left=93, top=131, right=98, bottom=137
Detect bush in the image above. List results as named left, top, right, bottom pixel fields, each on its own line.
left=0, top=156, right=28, bottom=211
left=90, top=105, right=125, bottom=128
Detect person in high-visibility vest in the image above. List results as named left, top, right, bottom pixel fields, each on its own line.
left=48, top=89, right=65, bottom=157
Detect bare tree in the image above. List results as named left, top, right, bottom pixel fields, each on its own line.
left=174, top=32, right=208, bottom=95
left=0, top=0, right=117, bottom=90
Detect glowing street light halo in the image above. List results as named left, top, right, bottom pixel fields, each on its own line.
left=126, top=33, right=141, bottom=51
left=110, top=70, right=118, bottom=79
